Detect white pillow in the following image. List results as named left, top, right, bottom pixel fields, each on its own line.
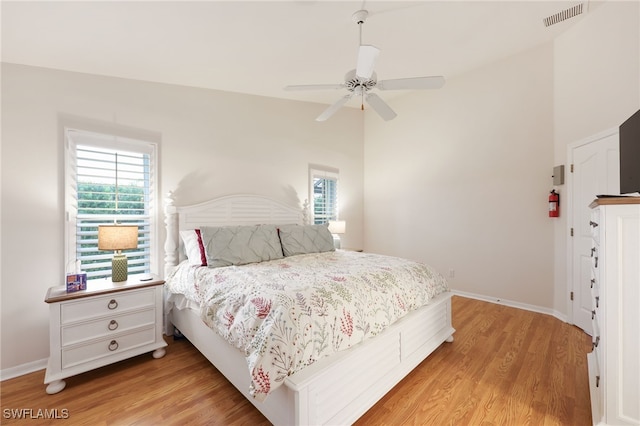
left=179, top=229, right=206, bottom=266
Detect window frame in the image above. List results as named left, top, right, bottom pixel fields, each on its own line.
left=64, top=128, right=159, bottom=280
left=309, top=165, right=339, bottom=225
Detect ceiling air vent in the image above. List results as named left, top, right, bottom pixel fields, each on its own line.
left=543, top=3, right=584, bottom=27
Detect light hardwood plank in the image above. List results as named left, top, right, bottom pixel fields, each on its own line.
left=0, top=296, right=591, bottom=425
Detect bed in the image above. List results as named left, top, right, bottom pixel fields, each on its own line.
left=163, top=194, right=454, bottom=425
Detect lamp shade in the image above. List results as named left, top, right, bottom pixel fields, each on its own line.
left=328, top=220, right=346, bottom=234
left=98, top=225, right=138, bottom=251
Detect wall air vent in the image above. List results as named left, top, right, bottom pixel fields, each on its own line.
left=543, top=3, right=584, bottom=27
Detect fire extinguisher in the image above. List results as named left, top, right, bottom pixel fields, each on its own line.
left=549, top=189, right=560, bottom=217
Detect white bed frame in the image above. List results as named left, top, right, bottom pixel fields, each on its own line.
left=164, top=194, right=454, bottom=425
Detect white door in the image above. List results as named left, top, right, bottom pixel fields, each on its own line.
left=569, top=130, right=619, bottom=334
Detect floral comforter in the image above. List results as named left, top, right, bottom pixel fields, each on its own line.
left=164, top=250, right=449, bottom=401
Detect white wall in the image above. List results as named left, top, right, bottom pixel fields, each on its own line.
left=362, top=0, right=640, bottom=320
left=364, top=43, right=556, bottom=310
left=0, top=63, right=364, bottom=372
left=552, top=1, right=640, bottom=316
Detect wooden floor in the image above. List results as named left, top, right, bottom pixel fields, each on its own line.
left=1, top=296, right=592, bottom=425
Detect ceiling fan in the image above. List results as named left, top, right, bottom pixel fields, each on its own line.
left=284, top=9, right=445, bottom=122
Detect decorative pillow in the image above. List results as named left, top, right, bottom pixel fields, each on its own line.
left=200, top=224, right=284, bottom=268
left=179, top=229, right=207, bottom=266
left=278, top=224, right=335, bottom=257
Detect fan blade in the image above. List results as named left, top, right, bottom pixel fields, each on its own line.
left=355, top=45, right=380, bottom=79
left=377, top=76, right=445, bottom=90
left=316, top=94, right=354, bottom=122
left=284, top=84, right=345, bottom=91
left=365, top=93, right=397, bottom=121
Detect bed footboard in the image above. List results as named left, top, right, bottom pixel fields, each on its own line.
left=168, top=291, right=454, bottom=425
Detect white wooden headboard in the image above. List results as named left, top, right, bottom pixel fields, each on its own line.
left=164, top=194, right=307, bottom=277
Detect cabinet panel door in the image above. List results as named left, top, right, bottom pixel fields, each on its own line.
left=570, top=132, right=619, bottom=334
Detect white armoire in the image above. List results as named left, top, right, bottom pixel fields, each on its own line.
left=587, top=197, right=640, bottom=426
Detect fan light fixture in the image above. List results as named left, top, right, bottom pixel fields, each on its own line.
left=353, top=10, right=379, bottom=80
left=284, top=9, right=445, bottom=122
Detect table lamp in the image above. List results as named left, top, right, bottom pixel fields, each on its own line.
left=328, top=220, right=346, bottom=249
left=98, top=225, right=138, bottom=282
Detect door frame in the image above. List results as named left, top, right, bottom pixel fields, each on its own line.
left=565, top=127, right=618, bottom=328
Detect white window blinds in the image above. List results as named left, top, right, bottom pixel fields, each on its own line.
left=310, top=167, right=339, bottom=225
left=65, top=129, right=158, bottom=280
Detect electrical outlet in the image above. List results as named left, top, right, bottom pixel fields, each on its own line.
left=448, top=269, right=455, bottom=279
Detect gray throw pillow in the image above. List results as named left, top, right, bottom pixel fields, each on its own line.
left=200, top=224, right=284, bottom=268
left=278, top=224, right=335, bottom=256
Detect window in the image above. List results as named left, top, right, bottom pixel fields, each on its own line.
left=65, top=129, right=158, bottom=280
left=309, top=166, right=339, bottom=224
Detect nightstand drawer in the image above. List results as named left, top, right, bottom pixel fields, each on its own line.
left=61, top=308, right=156, bottom=346
left=61, top=288, right=155, bottom=324
left=590, top=245, right=599, bottom=271
left=61, top=326, right=155, bottom=369
left=590, top=210, right=600, bottom=243
left=591, top=319, right=601, bottom=351
left=587, top=350, right=602, bottom=422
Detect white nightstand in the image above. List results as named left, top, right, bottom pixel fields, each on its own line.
left=44, top=274, right=167, bottom=394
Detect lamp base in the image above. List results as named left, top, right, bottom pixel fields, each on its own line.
left=333, top=235, right=341, bottom=249
left=112, top=254, right=128, bottom=282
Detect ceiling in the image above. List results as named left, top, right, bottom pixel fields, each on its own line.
left=1, top=1, right=593, bottom=107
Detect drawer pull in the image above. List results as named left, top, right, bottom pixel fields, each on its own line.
left=592, top=310, right=596, bottom=320
left=595, top=296, right=599, bottom=308
left=108, top=320, right=118, bottom=331
left=591, top=278, right=595, bottom=289
left=596, top=375, right=600, bottom=387
left=590, top=221, right=598, bottom=228
left=107, top=299, right=118, bottom=310
left=594, top=257, right=598, bottom=268
left=591, top=247, right=596, bottom=257
left=594, top=336, right=600, bottom=347
left=108, top=340, right=119, bottom=351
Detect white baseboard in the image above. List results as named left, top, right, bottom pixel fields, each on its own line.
left=0, top=358, right=47, bottom=382
left=451, top=289, right=569, bottom=323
